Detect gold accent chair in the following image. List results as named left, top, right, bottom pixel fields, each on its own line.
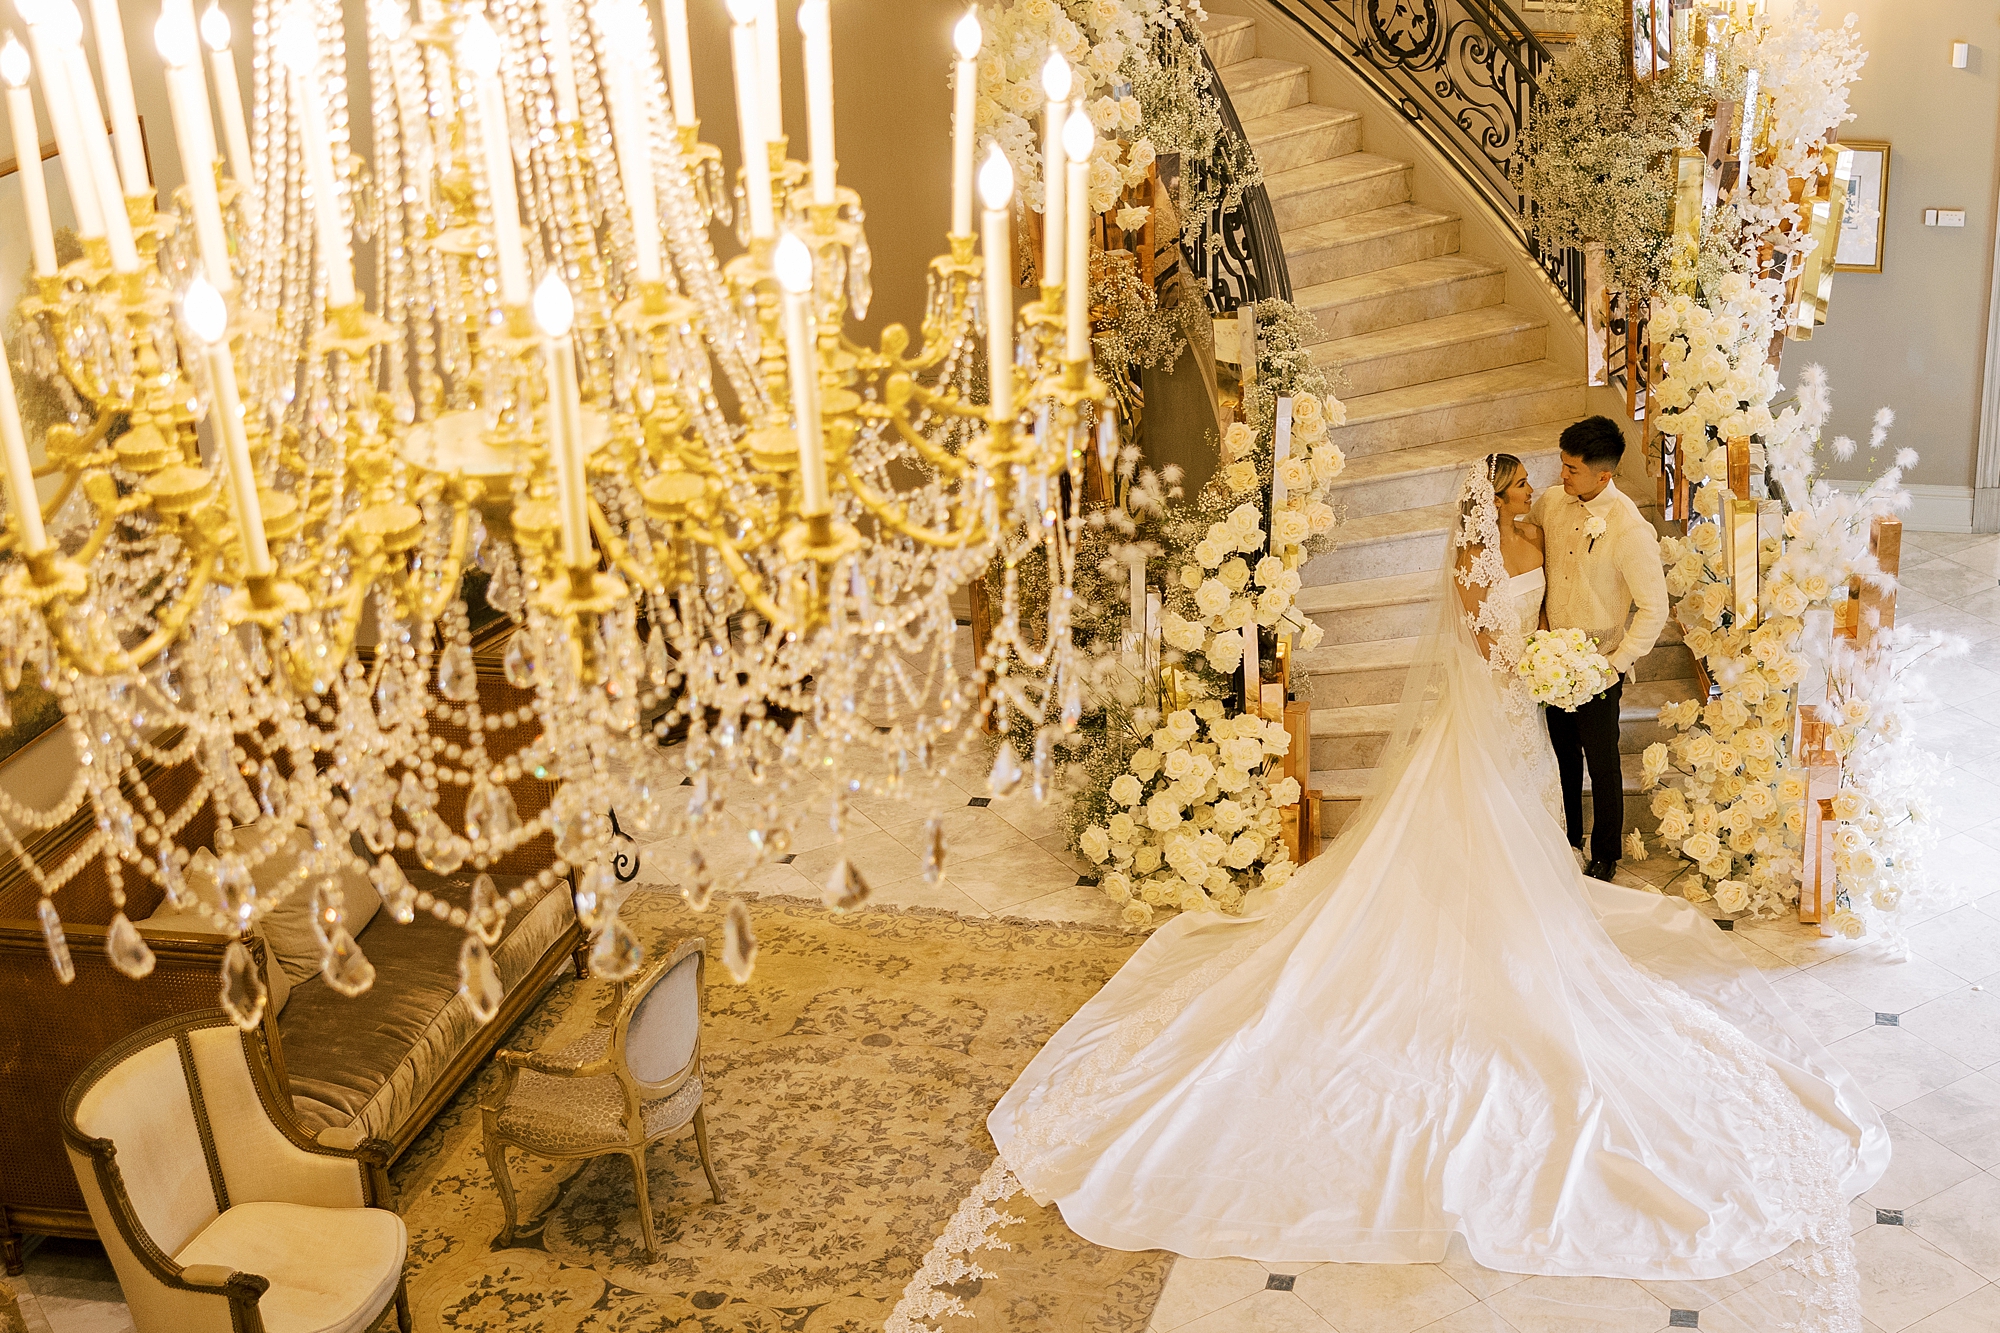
left=481, top=936, right=721, bottom=1260
left=60, top=1011, right=410, bottom=1333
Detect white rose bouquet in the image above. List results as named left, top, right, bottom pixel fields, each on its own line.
left=1079, top=700, right=1301, bottom=929
left=1515, top=628, right=1616, bottom=712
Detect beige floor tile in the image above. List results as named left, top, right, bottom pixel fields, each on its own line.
left=1732, top=920, right=1861, bottom=969
left=1866, top=1115, right=1986, bottom=1211
left=1896, top=1073, right=2000, bottom=1170
left=1904, top=1283, right=2000, bottom=1331
left=1150, top=1256, right=1273, bottom=1331
left=1175, top=1287, right=1334, bottom=1333
left=1907, top=1172, right=2000, bottom=1280
left=1828, top=1026, right=1980, bottom=1112
left=789, top=829, right=925, bottom=890
left=1409, top=1304, right=1518, bottom=1333
left=941, top=841, right=1089, bottom=912
left=1929, top=769, right=2000, bottom=836
left=1000, top=884, right=1131, bottom=930
left=1901, top=986, right=2000, bottom=1071
left=19, top=1296, right=131, bottom=1333
left=1917, top=837, right=2000, bottom=914
left=1905, top=908, right=2000, bottom=982
left=1481, top=1274, right=1668, bottom=1333
left=1770, top=969, right=1881, bottom=1042
left=849, top=872, right=988, bottom=917
left=1899, top=562, right=2000, bottom=610
left=873, top=805, right=1038, bottom=864
left=1434, top=1234, right=1531, bottom=1300
left=1852, top=1221, right=1989, bottom=1332
left=988, top=792, right=1072, bottom=843
left=1291, top=1262, right=1478, bottom=1333
left=1811, top=949, right=1972, bottom=1015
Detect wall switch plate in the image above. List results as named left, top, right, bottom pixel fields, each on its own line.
left=1925, top=209, right=1939, bottom=226
left=1940, top=209, right=1968, bottom=227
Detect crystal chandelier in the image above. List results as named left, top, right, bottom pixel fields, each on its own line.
left=0, top=0, right=1115, bottom=1014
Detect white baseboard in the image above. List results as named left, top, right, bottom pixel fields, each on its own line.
left=1817, top=481, right=1976, bottom=534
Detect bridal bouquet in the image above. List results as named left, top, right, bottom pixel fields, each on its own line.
left=1516, top=629, right=1616, bottom=712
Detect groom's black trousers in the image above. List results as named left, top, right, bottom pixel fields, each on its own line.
left=1546, top=677, right=1624, bottom=864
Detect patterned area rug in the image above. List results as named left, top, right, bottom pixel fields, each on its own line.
left=392, top=890, right=1168, bottom=1331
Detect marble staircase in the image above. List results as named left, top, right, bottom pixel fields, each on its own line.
left=1201, top=13, right=1701, bottom=841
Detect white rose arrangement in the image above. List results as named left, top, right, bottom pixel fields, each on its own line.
left=1516, top=629, right=1616, bottom=712
left=1080, top=699, right=1301, bottom=929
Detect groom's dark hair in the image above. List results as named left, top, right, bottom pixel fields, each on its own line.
left=1559, top=416, right=1625, bottom=471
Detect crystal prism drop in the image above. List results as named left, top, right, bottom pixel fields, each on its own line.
left=588, top=910, right=644, bottom=980
left=572, top=859, right=615, bottom=931
left=321, top=928, right=376, bottom=997
left=823, top=856, right=870, bottom=912
left=465, top=779, right=521, bottom=845
left=105, top=912, right=155, bottom=979
left=922, top=814, right=947, bottom=886
left=216, top=858, right=256, bottom=930
left=487, top=545, right=525, bottom=616
left=645, top=623, right=669, bottom=687
left=722, top=899, right=758, bottom=983
left=220, top=940, right=268, bottom=1029
left=1031, top=728, right=1057, bottom=806
left=681, top=848, right=713, bottom=911
left=375, top=855, right=417, bottom=924
left=256, top=761, right=279, bottom=816
left=503, top=634, right=535, bottom=689
left=470, top=872, right=503, bottom=945
left=459, top=934, right=504, bottom=1024
left=438, top=640, right=477, bottom=702
left=38, top=899, right=73, bottom=984
left=158, top=845, right=191, bottom=909
left=397, top=771, right=434, bottom=817
left=417, top=831, right=468, bottom=877
left=988, top=738, right=1024, bottom=798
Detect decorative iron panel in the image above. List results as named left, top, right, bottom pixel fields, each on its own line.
left=1178, top=28, right=1294, bottom=313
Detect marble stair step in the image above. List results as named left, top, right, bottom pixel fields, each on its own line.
left=1330, top=361, right=1585, bottom=460
left=1266, top=152, right=1412, bottom=230
left=1282, top=203, right=1461, bottom=287
left=1307, top=678, right=1700, bottom=770
left=1301, top=504, right=1456, bottom=584
left=1218, top=56, right=1310, bottom=120
left=1311, top=305, right=1548, bottom=398
left=1331, top=421, right=1563, bottom=519
left=1294, top=255, right=1505, bottom=343
left=1312, top=752, right=1659, bottom=839
left=1198, top=12, right=1258, bottom=66
left=1296, top=631, right=1698, bottom=710
left=1295, top=569, right=1436, bottom=645
left=1242, top=103, right=1362, bottom=175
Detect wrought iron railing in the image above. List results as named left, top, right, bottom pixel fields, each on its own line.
left=1182, top=38, right=1295, bottom=311
left=1266, top=0, right=1588, bottom=319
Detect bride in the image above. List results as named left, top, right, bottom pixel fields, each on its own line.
left=989, top=457, right=1887, bottom=1324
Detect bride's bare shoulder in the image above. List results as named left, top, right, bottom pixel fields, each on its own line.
left=1518, top=521, right=1545, bottom=549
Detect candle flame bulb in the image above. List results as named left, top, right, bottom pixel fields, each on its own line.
left=723, top=0, right=754, bottom=24
left=154, top=12, right=197, bottom=66
left=774, top=232, right=813, bottom=295
left=183, top=275, right=227, bottom=346
left=42, top=0, right=81, bottom=46
left=199, top=2, right=228, bottom=50
left=0, top=36, right=27, bottom=85
left=276, top=5, right=316, bottom=73
left=532, top=272, right=574, bottom=338
left=1040, top=49, right=1069, bottom=101
left=953, top=7, right=981, bottom=59
left=459, top=12, right=500, bottom=75
left=1062, top=105, right=1093, bottom=162
left=977, top=143, right=1012, bottom=208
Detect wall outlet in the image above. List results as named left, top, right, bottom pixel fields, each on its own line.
left=1940, top=209, right=1968, bottom=227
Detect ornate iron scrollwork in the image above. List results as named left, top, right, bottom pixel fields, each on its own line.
left=1267, top=0, right=1588, bottom=320
left=1179, top=27, right=1294, bottom=313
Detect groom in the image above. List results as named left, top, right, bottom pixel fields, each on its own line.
left=1530, top=417, right=1669, bottom=882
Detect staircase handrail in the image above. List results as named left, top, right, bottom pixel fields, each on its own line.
left=1183, top=28, right=1295, bottom=311
left=1263, top=0, right=1586, bottom=319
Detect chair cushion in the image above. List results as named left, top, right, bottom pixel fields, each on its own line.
left=280, top=872, right=571, bottom=1137
left=495, top=1026, right=704, bottom=1154
left=174, top=1201, right=406, bottom=1333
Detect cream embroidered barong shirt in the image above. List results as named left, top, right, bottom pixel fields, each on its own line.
left=1530, top=479, right=1669, bottom=677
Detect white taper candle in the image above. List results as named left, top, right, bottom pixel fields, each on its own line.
left=977, top=147, right=1013, bottom=425
left=85, top=0, right=148, bottom=197
left=533, top=276, right=592, bottom=568
left=0, top=329, right=47, bottom=555
left=156, top=15, right=231, bottom=290
left=21, top=16, right=104, bottom=241
left=1038, top=51, right=1068, bottom=290
left=1, top=42, right=58, bottom=278
left=200, top=6, right=254, bottom=188
left=1062, top=106, right=1091, bottom=362
left=775, top=234, right=831, bottom=516
left=797, top=0, right=835, bottom=207
left=949, top=9, right=979, bottom=236
left=660, top=0, right=696, bottom=126
left=461, top=16, right=528, bottom=308
left=726, top=0, right=774, bottom=239
left=278, top=9, right=357, bottom=308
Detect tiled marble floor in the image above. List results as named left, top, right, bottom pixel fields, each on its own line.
left=17, top=532, right=2000, bottom=1332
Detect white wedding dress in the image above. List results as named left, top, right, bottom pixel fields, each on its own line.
left=988, top=544, right=1887, bottom=1326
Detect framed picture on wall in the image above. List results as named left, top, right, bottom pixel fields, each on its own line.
left=1834, top=140, right=1889, bottom=273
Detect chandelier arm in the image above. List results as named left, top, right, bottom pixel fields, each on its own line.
left=585, top=499, right=666, bottom=597
left=402, top=499, right=476, bottom=627
left=42, top=560, right=215, bottom=677
left=841, top=474, right=983, bottom=551
left=869, top=403, right=973, bottom=482
left=697, top=524, right=797, bottom=633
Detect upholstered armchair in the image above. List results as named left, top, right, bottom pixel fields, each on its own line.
left=60, top=1011, right=409, bottom=1333
left=482, top=936, right=720, bottom=1260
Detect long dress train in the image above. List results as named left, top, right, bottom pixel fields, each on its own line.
left=987, top=564, right=1887, bottom=1325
